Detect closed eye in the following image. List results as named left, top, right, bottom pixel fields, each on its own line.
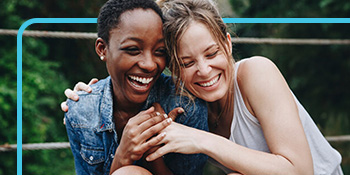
left=206, top=50, right=219, bottom=58
left=181, top=61, right=195, bottom=68
left=121, top=47, right=141, bottom=56
left=155, top=47, right=166, bottom=57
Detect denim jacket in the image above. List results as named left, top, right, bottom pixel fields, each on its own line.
left=65, top=74, right=208, bottom=175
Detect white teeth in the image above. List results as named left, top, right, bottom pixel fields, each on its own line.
left=129, top=75, right=153, bottom=84
left=199, top=75, right=219, bottom=87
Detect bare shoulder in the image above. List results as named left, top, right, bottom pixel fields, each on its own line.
left=237, top=56, right=289, bottom=110
left=237, top=56, right=281, bottom=86
left=238, top=56, right=277, bottom=74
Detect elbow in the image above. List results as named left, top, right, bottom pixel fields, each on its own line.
left=277, top=154, right=314, bottom=175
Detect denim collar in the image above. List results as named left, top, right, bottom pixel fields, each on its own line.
left=97, top=76, right=114, bottom=133
left=96, top=76, right=157, bottom=133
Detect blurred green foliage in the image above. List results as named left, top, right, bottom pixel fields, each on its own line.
left=0, top=0, right=349, bottom=174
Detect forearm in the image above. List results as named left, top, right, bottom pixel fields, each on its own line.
left=141, top=157, right=173, bottom=175
left=199, top=132, right=310, bottom=175
left=109, top=149, right=133, bottom=175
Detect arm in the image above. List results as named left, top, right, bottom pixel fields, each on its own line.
left=147, top=57, right=313, bottom=175
left=201, top=57, right=312, bottom=174
left=65, top=114, right=93, bottom=175
left=220, top=56, right=312, bottom=174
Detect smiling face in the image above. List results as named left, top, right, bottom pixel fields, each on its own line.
left=102, top=8, right=166, bottom=106
left=178, top=21, right=231, bottom=102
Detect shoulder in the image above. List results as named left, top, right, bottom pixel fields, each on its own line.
left=237, top=56, right=283, bottom=90
left=65, top=77, right=111, bottom=127
left=153, top=73, right=174, bottom=91
left=237, top=56, right=278, bottom=79
left=237, top=56, right=289, bottom=114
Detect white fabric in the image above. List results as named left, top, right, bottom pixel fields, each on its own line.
left=210, top=59, right=343, bottom=175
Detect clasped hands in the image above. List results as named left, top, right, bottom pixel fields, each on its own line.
left=60, top=79, right=197, bottom=166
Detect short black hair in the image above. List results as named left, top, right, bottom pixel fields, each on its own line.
left=97, top=0, right=164, bottom=45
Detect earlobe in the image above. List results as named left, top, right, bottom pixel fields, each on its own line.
left=95, top=38, right=107, bottom=61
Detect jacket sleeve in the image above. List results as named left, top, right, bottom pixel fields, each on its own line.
left=65, top=113, right=90, bottom=175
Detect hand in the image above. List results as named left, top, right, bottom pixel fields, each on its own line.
left=61, top=78, right=98, bottom=112
left=111, top=104, right=184, bottom=171
left=61, top=78, right=98, bottom=124
left=145, top=122, right=205, bottom=162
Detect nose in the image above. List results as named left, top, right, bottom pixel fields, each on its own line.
left=138, top=52, right=157, bottom=72
left=196, top=59, right=212, bottom=77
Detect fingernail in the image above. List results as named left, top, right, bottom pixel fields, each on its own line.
left=163, top=114, right=168, bottom=119
left=156, top=112, right=160, bottom=116
left=178, top=109, right=184, bottom=113
left=146, top=157, right=150, bottom=161
left=73, top=95, right=79, bottom=100
left=160, top=132, right=166, bottom=137
left=167, top=118, right=172, bottom=123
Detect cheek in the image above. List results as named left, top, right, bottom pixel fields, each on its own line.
left=181, top=68, right=193, bottom=83
left=181, top=68, right=198, bottom=91
left=157, top=57, right=167, bottom=70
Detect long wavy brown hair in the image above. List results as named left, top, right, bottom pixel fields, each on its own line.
left=158, top=0, right=235, bottom=119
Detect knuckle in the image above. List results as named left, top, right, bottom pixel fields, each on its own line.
left=149, top=127, right=157, bottom=135
left=128, top=129, right=137, bottom=137
left=130, top=138, right=138, bottom=145
left=151, top=117, right=159, bottom=124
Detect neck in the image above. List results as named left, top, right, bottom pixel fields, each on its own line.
left=208, top=83, right=234, bottom=130
left=112, top=88, right=144, bottom=122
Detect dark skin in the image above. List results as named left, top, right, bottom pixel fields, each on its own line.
left=62, top=8, right=184, bottom=175
left=94, top=9, right=184, bottom=175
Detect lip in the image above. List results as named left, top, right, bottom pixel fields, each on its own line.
left=126, top=74, right=156, bottom=94
left=195, top=74, right=221, bottom=91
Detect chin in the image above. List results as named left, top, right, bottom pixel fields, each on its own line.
left=128, top=94, right=150, bottom=104
left=200, top=91, right=226, bottom=102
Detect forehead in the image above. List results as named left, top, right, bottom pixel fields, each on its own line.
left=178, top=21, right=217, bottom=54
left=110, top=8, right=163, bottom=37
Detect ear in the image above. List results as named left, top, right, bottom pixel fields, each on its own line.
left=226, top=32, right=232, bottom=55
left=95, top=37, right=107, bottom=61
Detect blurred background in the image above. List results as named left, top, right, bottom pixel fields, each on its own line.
left=0, top=0, right=349, bottom=174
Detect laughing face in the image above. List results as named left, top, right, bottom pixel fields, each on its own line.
left=100, top=8, right=166, bottom=106
left=178, top=21, right=231, bottom=102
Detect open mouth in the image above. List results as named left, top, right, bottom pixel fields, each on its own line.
left=196, top=74, right=221, bottom=87
left=127, top=75, right=154, bottom=90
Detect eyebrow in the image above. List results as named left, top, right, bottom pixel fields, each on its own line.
left=120, top=37, right=165, bottom=45
left=121, top=37, right=143, bottom=44
left=180, top=43, right=218, bottom=60
left=204, top=43, right=219, bottom=52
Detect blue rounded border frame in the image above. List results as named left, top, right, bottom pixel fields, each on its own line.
left=17, top=18, right=350, bottom=175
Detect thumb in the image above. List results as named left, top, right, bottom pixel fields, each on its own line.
left=168, top=107, right=184, bottom=121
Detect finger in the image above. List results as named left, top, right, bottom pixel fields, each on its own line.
left=146, top=144, right=171, bottom=162
left=139, top=118, right=172, bottom=141
left=168, top=107, right=185, bottom=121
left=138, top=111, right=168, bottom=132
left=73, top=82, right=92, bottom=93
left=63, top=117, right=66, bottom=125
left=60, top=101, right=68, bottom=112
left=88, top=78, right=98, bottom=86
left=64, top=89, right=79, bottom=101
left=128, top=106, right=155, bottom=125
left=142, top=133, right=166, bottom=156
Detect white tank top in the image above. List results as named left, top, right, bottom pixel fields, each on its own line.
left=211, top=59, right=343, bottom=175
